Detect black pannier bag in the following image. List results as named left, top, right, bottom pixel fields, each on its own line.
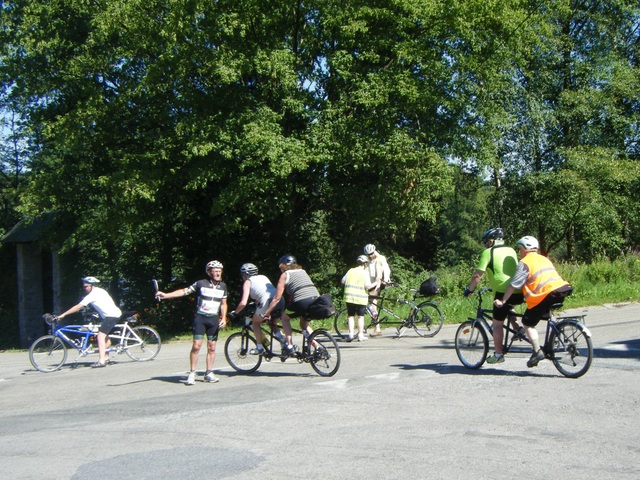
left=307, top=294, right=336, bottom=319
left=419, top=277, right=441, bottom=296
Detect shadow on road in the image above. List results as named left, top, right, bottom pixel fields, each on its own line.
left=391, top=362, right=558, bottom=378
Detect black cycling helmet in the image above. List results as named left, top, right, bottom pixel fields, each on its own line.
left=81, top=276, right=100, bottom=285
left=481, top=227, right=504, bottom=242
left=278, top=254, right=296, bottom=266
left=240, top=263, right=258, bottom=276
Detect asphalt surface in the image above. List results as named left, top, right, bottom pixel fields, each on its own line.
left=1, top=302, right=639, bottom=480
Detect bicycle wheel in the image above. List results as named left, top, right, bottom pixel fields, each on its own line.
left=308, top=329, right=341, bottom=377
left=29, top=335, right=67, bottom=372
left=333, top=307, right=350, bottom=338
left=548, top=321, right=593, bottom=378
left=224, top=331, right=262, bottom=373
left=412, top=301, right=444, bottom=337
left=124, top=326, right=162, bottom=361
left=455, top=320, right=489, bottom=369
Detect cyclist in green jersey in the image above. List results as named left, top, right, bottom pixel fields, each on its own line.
left=464, top=228, right=525, bottom=364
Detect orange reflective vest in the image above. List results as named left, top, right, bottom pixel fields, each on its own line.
left=520, top=252, right=568, bottom=308
left=344, top=267, right=369, bottom=306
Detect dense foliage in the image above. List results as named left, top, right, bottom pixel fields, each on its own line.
left=1, top=0, right=638, bottom=336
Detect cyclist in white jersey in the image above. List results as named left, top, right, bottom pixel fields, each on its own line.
left=229, top=263, right=287, bottom=355
left=363, top=244, right=391, bottom=336
left=157, top=261, right=227, bottom=385
left=57, top=276, right=122, bottom=368
left=263, top=255, right=319, bottom=353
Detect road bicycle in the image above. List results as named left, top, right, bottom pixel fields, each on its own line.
left=454, top=287, right=593, bottom=378
left=224, top=307, right=341, bottom=377
left=29, top=310, right=162, bottom=372
left=333, top=282, right=444, bottom=339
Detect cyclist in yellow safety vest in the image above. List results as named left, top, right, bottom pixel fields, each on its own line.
left=494, top=236, right=572, bottom=368
left=341, top=255, right=375, bottom=342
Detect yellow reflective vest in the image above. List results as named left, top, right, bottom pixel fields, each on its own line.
left=520, top=252, right=568, bottom=308
left=344, top=267, right=369, bottom=306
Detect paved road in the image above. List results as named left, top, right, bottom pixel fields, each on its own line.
left=1, top=303, right=639, bottom=480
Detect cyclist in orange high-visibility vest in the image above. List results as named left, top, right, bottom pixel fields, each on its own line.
left=494, top=236, right=573, bottom=368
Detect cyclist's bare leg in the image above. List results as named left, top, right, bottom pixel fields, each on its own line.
left=525, top=326, right=541, bottom=352
left=369, top=296, right=381, bottom=334
left=507, top=313, right=521, bottom=334
left=492, top=320, right=504, bottom=355
left=300, top=317, right=320, bottom=348
left=281, top=313, right=294, bottom=347
left=190, top=338, right=203, bottom=371
left=348, top=316, right=356, bottom=338
left=205, top=339, right=217, bottom=371
left=97, top=332, right=109, bottom=364
left=251, top=314, right=264, bottom=345
left=357, top=314, right=366, bottom=339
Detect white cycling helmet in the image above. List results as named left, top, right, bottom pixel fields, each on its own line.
left=517, top=236, right=539, bottom=251
left=356, top=255, right=369, bottom=265
left=81, top=276, right=100, bottom=285
left=363, top=244, right=376, bottom=255
left=206, top=260, right=223, bottom=271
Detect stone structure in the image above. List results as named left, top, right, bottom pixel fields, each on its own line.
left=1, top=213, right=62, bottom=348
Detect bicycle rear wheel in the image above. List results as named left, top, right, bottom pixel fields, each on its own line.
left=455, top=320, right=489, bottom=369
left=29, top=335, right=67, bottom=372
left=548, top=321, right=593, bottom=378
left=333, top=307, right=350, bottom=338
left=124, top=326, right=162, bottom=361
left=225, top=331, right=262, bottom=373
left=412, top=301, right=444, bottom=337
left=308, top=330, right=341, bottom=377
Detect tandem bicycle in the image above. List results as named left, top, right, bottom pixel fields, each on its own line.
left=454, top=287, right=593, bottom=378
left=224, top=306, right=341, bottom=377
left=29, top=310, right=162, bottom=372
left=333, top=281, right=444, bottom=339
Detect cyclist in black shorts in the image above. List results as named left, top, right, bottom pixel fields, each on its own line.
left=263, top=255, right=319, bottom=354
left=157, top=261, right=228, bottom=385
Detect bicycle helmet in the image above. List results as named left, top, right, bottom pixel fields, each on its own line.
left=363, top=244, right=376, bottom=255
left=517, top=236, right=539, bottom=251
left=356, top=255, right=369, bottom=265
left=206, top=260, right=223, bottom=271
left=81, top=276, right=100, bottom=285
left=240, top=263, right=259, bottom=276
left=481, top=227, right=504, bottom=242
left=278, top=254, right=296, bottom=266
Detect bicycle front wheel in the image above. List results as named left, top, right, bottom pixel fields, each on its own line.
left=224, top=331, right=262, bottom=373
left=333, top=307, right=351, bottom=339
left=308, top=330, right=341, bottom=377
left=412, top=302, right=444, bottom=337
left=29, top=335, right=67, bottom=372
left=124, top=326, right=162, bottom=361
left=548, top=321, right=593, bottom=378
left=455, top=320, right=489, bottom=369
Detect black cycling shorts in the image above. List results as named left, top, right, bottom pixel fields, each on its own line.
left=193, top=313, right=220, bottom=340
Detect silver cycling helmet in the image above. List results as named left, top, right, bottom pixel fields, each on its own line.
left=278, top=254, right=296, bottom=266
left=356, top=255, right=369, bottom=265
left=481, top=227, right=504, bottom=242
left=517, top=236, right=539, bottom=251
left=206, top=260, right=224, bottom=271
left=363, top=244, right=376, bottom=255
left=81, top=276, right=100, bottom=285
left=240, top=263, right=259, bottom=276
